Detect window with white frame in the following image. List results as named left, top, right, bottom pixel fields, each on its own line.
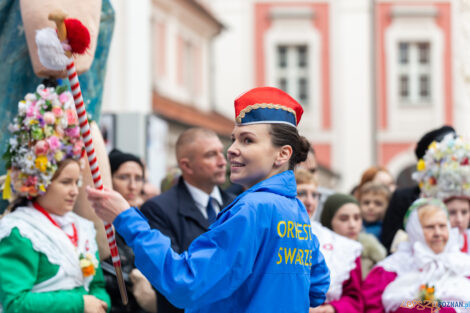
left=275, top=45, right=309, bottom=106
left=397, top=41, right=431, bottom=105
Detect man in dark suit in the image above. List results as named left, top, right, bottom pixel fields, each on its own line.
left=380, top=125, right=456, bottom=253
left=141, top=127, right=235, bottom=313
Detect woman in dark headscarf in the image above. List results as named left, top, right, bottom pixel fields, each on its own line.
left=103, top=149, right=156, bottom=313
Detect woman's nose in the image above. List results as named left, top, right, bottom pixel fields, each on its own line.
left=227, top=142, right=239, bottom=157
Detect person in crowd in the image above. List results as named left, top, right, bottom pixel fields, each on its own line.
left=109, top=149, right=146, bottom=208
left=358, top=182, right=391, bottom=240
left=86, top=86, right=330, bottom=312
left=298, top=146, right=334, bottom=221
left=363, top=198, right=470, bottom=313
left=0, top=85, right=110, bottom=313
left=321, top=193, right=386, bottom=279
left=295, top=169, right=363, bottom=313
left=358, top=166, right=396, bottom=194
left=102, top=149, right=157, bottom=313
left=446, top=197, right=470, bottom=253
left=298, top=146, right=318, bottom=178
left=140, top=127, right=235, bottom=313
left=413, top=134, right=470, bottom=254
left=381, top=126, right=456, bottom=253
left=296, top=168, right=321, bottom=218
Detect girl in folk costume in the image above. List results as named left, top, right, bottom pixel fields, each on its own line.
left=0, top=85, right=110, bottom=313
left=363, top=198, right=470, bottom=313
left=413, top=134, right=470, bottom=254
left=295, top=169, right=363, bottom=313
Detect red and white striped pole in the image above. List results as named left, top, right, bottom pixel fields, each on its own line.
left=66, top=59, right=128, bottom=305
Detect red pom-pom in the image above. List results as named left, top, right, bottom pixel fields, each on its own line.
left=64, top=18, right=90, bottom=54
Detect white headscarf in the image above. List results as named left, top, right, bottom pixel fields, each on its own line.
left=380, top=198, right=470, bottom=313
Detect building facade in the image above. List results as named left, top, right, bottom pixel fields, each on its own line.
left=204, top=0, right=470, bottom=191
left=102, top=0, right=231, bottom=187
left=102, top=0, right=470, bottom=192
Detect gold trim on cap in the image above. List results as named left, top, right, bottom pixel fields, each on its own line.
left=236, top=103, right=297, bottom=124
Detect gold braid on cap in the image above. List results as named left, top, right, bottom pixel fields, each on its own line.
left=236, top=103, right=297, bottom=124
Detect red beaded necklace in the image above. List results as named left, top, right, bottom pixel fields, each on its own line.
left=33, top=201, right=78, bottom=247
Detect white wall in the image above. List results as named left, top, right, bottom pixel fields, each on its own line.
left=332, top=0, right=373, bottom=192
left=208, top=0, right=255, bottom=118
left=102, top=0, right=152, bottom=115
left=101, top=0, right=153, bottom=160
left=453, top=0, right=470, bottom=138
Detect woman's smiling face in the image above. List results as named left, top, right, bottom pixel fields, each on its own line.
left=227, top=124, right=281, bottom=189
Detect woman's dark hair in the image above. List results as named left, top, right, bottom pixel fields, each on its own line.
left=269, top=124, right=310, bottom=170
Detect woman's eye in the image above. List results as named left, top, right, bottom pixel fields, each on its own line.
left=243, top=138, right=252, bottom=144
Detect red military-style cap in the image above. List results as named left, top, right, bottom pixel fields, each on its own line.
left=234, top=87, right=304, bottom=127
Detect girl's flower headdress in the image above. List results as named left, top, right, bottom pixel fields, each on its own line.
left=412, top=134, right=470, bottom=200
left=2, top=84, right=83, bottom=199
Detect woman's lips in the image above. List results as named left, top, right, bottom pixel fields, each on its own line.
left=230, top=161, right=245, bottom=168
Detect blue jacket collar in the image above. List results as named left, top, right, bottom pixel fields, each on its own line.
left=244, top=170, right=297, bottom=198
left=218, top=171, right=297, bottom=218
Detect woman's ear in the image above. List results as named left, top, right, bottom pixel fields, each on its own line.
left=274, top=145, right=293, bottom=168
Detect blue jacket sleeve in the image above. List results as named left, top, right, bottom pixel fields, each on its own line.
left=309, top=234, right=330, bottom=307
left=114, top=206, right=260, bottom=309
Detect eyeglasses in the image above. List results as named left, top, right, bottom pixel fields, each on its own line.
left=297, top=190, right=321, bottom=198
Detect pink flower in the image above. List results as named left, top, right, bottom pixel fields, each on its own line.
left=43, top=112, right=55, bottom=125
left=26, top=104, right=38, bottom=117
left=34, top=140, right=49, bottom=155
left=59, top=92, right=70, bottom=104
left=47, top=136, right=61, bottom=152
left=52, top=107, right=63, bottom=118
left=73, top=142, right=83, bottom=156
left=26, top=176, right=38, bottom=186
left=65, top=126, right=80, bottom=138
left=66, top=109, right=78, bottom=125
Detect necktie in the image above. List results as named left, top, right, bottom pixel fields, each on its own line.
left=206, top=197, right=217, bottom=224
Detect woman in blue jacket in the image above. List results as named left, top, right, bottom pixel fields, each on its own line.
left=87, top=86, right=330, bottom=313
